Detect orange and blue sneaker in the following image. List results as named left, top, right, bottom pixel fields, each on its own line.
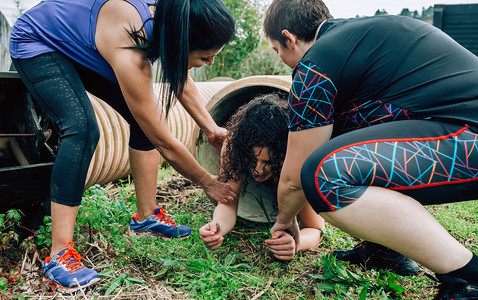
left=43, top=242, right=100, bottom=293
left=128, top=207, right=192, bottom=239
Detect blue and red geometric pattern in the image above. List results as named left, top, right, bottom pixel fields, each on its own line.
left=335, top=99, right=432, bottom=135
left=288, top=62, right=337, bottom=131
left=315, top=126, right=478, bottom=211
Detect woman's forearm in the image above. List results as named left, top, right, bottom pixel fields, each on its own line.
left=211, top=202, right=238, bottom=236
left=157, top=138, right=214, bottom=187
left=297, top=228, right=323, bottom=252
left=179, top=75, right=218, bottom=136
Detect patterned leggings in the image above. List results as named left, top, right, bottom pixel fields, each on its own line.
left=301, top=120, right=478, bottom=213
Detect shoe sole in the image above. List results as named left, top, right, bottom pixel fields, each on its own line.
left=127, top=230, right=191, bottom=240
left=43, top=276, right=100, bottom=293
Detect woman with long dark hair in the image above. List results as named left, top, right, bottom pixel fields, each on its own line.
left=10, top=0, right=236, bottom=292
left=199, top=94, right=325, bottom=260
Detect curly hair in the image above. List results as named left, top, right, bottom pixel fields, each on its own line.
left=219, top=93, right=288, bottom=186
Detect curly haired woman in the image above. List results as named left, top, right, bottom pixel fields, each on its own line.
left=199, top=94, right=324, bottom=260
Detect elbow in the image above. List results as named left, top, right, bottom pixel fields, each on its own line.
left=155, top=138, right=179, bottom=159
left=280, top=175, right=303, bottom=192
left=298, top=228, right=324, bottom=251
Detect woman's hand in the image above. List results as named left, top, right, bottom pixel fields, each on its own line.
left=203, top=175, right=237, bottom=204
left=271, top=217, right=301, bottom=252
left=265, top=231, right=296, bottom=260
left=199, top=221, right=224, bottom=249
left=207, top=126, right=228, bottom=152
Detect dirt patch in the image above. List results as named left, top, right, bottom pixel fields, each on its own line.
left=156, top=175, right=202, bottom=204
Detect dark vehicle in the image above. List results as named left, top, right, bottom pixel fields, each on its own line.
left=0, top=71, right=57, bottom=228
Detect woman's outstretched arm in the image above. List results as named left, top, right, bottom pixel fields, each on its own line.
left=200, top=140, right=242, bottom=249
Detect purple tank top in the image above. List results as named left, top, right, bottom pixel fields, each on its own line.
left=9, top=0, right=155, bottom=82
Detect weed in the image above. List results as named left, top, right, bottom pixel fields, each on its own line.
left=99, top=269, right=144, bottom=295
left=312, top=254, right=369, bottom=298
left=149, top=245, right=257, bottom=299
left=34, top=215, right=51, bottom=249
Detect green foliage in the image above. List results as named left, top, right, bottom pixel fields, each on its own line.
left=0, top=209, right=22, bottom=250
left=376, top=272, right=406, bottom=295
left=77, top=184, right=133, bottom=236
left=312, top=254, right=408, bottom=299
left=149, top=246, right=256, bottom=299
left=194, top=0, right=289, bottom=80
left=374, top=9, right=388, bottom=16
left=99, top=269, right=144, bottom=296
left=372, top=6, right=434, bottom=21
left=398, top=6, right=434, bottom=20
left=203, top=0, right=262, bottom=79
left=0, top=277, right=7, bottom=291
left=35, top=215, right=51, bottom=248
left=312, top=254, right=368, bottom=298
left=6, top=210, right=22, bottom=224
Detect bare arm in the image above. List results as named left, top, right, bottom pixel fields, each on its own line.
left=95, top=0, right=236, bottom=203
left=211, top=178, right=241, bottom=232
left=297, top=202, right=325, bottom=251
left=200, top=141, right=242, bottom=249
left=199, top=196, right=240, bottom=249
left=271, top=125, right=333, bottom=247
left=179, top=75, right=227, bottom=151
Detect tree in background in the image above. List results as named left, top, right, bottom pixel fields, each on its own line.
left=194, top=0, right=289, bottom=81
left=376, top=6, right=434, bottom=21
left=14, top=0, right=25, bottom=20
left=419, top=6, right=434, bottom=20
left=374, top=9, right=388, bottom=16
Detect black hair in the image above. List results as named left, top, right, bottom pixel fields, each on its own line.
left=128, top=0, right=235, bottom=116
left=263, top=0, right=332, bottom=47
left=220, top=93, right=288, bottom=186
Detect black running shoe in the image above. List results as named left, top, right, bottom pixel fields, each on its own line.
left=433, top=274, right=478, bottom=300
left=332, top=241, right=419, bottom=276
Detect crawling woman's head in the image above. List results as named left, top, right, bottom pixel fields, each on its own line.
left=220, top=93, right=288, bottom=185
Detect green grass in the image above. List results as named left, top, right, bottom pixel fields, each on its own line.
left=1, top=167, right=477, bottom=299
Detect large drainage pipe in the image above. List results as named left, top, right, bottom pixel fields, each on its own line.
left=194, top=75, right=291, bottom=223
left=84, top=81, right=233, bottom=188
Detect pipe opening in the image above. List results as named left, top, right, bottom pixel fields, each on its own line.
left=196, top=77, right=291, bottom=222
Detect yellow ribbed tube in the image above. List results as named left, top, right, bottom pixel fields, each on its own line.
left=84, top=80, right=233, bottom=188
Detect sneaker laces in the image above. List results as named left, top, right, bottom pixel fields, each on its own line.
left=56, top=242, right=86, bottom=273
left=153, top=207, right=177, bottom=227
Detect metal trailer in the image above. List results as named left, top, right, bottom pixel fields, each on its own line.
left=0, top=71, right=57, bottom=229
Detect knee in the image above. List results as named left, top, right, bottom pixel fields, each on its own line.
left=300, top=145, right=331, bottom=188
left=128, top=124, right=155, bottom=151
left=300, top=148, right=333, bottom=211
left=86, top=121, right=100, bottom=153
left=300, top=155, right=321, bottom=193
left=61, top=116, right=100, bottom=154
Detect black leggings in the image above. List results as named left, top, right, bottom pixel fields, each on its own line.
left=301, top=120, right=478, bottom=213
left=12, top=52, right=154, bottom=206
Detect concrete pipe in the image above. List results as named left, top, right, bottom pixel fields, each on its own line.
left=194, top=75, right=292, bottom=223
left=84, top=81, right=233, bottom=189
